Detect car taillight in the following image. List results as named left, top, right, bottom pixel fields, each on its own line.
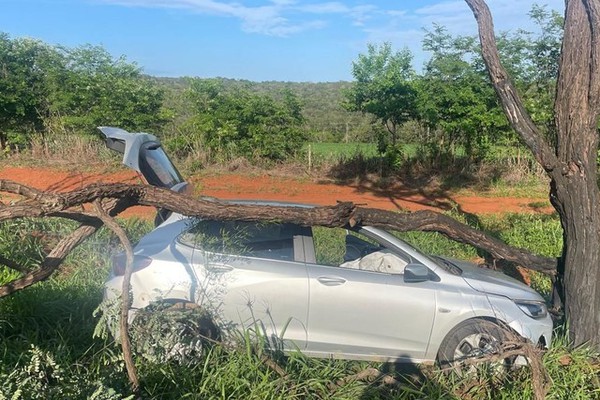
left=111, top=254, right=153, bottom=276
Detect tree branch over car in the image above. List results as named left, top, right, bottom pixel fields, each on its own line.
left=0, top=178, right=557, bottom=299
left=0, top=0, right=597, bottom=382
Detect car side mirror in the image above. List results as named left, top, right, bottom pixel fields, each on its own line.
left=404, top=263, right=430, bottom=283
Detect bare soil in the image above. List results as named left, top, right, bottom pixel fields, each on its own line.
left=0, top=166, right=554, bottom=219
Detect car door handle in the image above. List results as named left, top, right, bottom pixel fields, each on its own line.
left=206, top=263, right=234, bottom=273
left=317, top=276, right=346, bottom=286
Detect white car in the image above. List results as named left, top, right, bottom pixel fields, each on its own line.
left=100, top=127, right=553, bottom=366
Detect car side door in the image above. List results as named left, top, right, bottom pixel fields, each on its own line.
left=182, top=220, right=311, bottom=351
left=304, top=228, right=438, bottom=361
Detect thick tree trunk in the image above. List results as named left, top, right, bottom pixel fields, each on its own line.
left=551, top=0, right=600, bottom=347
left=466, top=0, right=600, bottom=348
left=551, top=175, right=600, bottom=347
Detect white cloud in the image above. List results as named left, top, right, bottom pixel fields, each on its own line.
left=99, top=0, right=380, bottom=36
left=298, top=2, right=350, bottom=14
left=415, top=1, right=468, bottom=16
left=359, top=0, right=565, bottom=65
left=97, top=0, right=566, bottom=62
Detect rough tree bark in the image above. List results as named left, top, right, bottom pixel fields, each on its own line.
left=465, top=0, right=600, bottom=348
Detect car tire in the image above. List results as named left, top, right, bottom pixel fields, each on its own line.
left=130, top=302, right=220, bottom=364
left=437, top=319, right=512, bottom=374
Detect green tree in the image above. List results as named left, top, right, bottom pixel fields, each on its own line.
left=417, top=25, right=510, bottom=161
left=520, top=4, right=563, bottom=136
left=343, top=43, right=417, bottom=146
left=185, top=79, right=306, bottom=162
left=46, top=45, right=165, bottom=136
left=0, top=34, right=58, bottom=149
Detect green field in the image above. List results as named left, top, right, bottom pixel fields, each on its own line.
left=306, top=142, right=537, bottom=161
left=306, top=142, right=379, bottom=158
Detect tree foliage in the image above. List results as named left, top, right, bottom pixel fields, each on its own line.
left=343, top=43, right=417, bottom=146
left=184, top=79, right=306, bottom=162
left=0, top=34, right=57, bottom=149
left=342, top=6, right=562, bottom=163
left=418, top=25, right=510, bottom=160
left=0, top=33, right=165, bottom=147
left=46, top=45, right=166, bottom=136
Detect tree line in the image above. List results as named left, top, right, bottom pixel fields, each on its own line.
left=344, top=4, right=562, bottom=164
left=1, top=4, right=561, bottom=166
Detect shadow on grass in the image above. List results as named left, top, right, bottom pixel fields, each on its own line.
left=326, top=154, right=506, bottom=205
left=325, top=154, right=540, bottom=285
left=0, top=277, right=105, bottom=365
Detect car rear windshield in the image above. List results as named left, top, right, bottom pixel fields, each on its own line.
left=138, top=142, right=183, bottom=188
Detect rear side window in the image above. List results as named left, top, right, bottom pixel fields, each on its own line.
left=180, top=220, right=304, bottom=261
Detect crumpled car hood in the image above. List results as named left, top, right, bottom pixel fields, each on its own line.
left=440, top=257, right=544, bottom=302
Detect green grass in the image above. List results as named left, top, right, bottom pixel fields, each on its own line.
left=306, top=142, right=536, bottom=161
left=0, top=215, right=598, bottom=399
left=306, top=142, right=378, bottom=158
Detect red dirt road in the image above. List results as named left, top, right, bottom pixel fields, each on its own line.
left=0, top=166, right=553, bottom=218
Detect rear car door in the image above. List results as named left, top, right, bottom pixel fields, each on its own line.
left=180, top=220, right=311, bottom=350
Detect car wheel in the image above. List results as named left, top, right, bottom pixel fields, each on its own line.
left=130, top=302, right=220, bottom=364
left=437, top=319, right=512, bottom=374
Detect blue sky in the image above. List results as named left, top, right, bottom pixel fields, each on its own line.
left=1, top=0, right=563, bottom=82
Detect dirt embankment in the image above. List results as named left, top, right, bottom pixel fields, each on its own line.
left=0, top=166, right=553, bottom=218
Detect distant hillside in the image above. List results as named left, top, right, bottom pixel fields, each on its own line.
left=150, top=77, right=374, bottom=142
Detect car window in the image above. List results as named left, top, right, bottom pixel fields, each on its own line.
left=179, top=220, right=304, bottom=261
left=138, top=142, right=183, bottom=188
left=312, top=227, right=411, bottom=274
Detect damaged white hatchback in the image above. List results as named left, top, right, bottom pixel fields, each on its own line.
left=100, top=127, right=553, bottom=367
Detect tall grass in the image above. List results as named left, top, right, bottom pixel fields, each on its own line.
left=0, top=215, right=597, bottom=399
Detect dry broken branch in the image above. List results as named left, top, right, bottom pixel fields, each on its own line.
left=93, top=200, right=140, bottom=393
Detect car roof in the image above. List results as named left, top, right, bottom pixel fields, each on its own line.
left=219, top=198, right=316, bottom=208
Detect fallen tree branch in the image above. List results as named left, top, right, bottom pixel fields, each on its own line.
left=0, top=223, right=99, bottom=297
left=0, top=180, right=557, bottom=282
left=0, top=179, right=557, bottom=301
left=351, top=208, right=556, bottom=274
left=0, top=180, right=50, bottom=202
left=0, top=196, right=130, bottom=297
left=93, top=200, right=140, bottom=394
left=0, top=179, right=557, bottom=397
